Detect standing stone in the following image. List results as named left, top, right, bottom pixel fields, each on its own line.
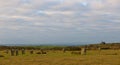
left=98, top=47, right=101, bottom=55
left=41, top=49, right=45, bottom=54
left=81, top=48, right=86, bottom=55
left=11, top=49, right=15, bottom=56
left=22, top=49, right=25, bottom=55
left=30, top=49, right=34, bottom=54
left=41, top=49, right=46, bottom=54
left=62, top=48, right=66, bottom=53
left=6, top=49, right=9, bottom=54
left=41, top=49, right=43, bottom=53
left=16, top=49, right=19, bottom=56
left=98, top=47, right=101, bottom=51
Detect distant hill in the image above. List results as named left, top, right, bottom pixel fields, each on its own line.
left=0, top=42, right=120, bottom=50
left=85, top=43, right=120, bottom=50
left=0, top=42, right=89, bottom=46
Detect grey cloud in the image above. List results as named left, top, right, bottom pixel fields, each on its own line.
left=0, top=0, right=120, bottom=44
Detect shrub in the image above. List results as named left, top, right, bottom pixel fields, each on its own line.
left=71, top=51, right=81, bottom=54
left=36, top=52, right=41, bottom=54
left=0, top=55, right=4, bottom=57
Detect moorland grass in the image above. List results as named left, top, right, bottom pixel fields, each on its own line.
left=0, top=50, right=120, bottom=65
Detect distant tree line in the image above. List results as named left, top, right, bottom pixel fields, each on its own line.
left=0, top=43, right=120, bottom=50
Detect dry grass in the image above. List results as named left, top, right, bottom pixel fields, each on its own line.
left=0, top=50, right=120, bottom=65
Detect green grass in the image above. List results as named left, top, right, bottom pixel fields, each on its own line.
left=0, top=50, right=120, bottom=65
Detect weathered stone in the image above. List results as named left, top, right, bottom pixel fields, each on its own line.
left=16, top=49, right=19, bottom=56
left=21, top=49, right=25, bottom=54
left=62, top=48, right=66, bottom=53
left=30, top=49, right=34, bottom=54
left=81, top=48, right=86, bottom=55
left=11, top=49, right=15, bottom=56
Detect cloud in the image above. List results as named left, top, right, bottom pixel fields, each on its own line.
left=0, top=0, right=120, bottom=32
left=36, top=10, right=74, bottom=15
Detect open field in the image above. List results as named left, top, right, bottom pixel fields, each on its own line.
left=0, top=50, right=120, bottom=65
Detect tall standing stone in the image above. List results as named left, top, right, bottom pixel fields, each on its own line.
left=30, top=49, right=34, bottom=54
left=81, top=48, right=86, bottom=55
left=22, top=49, right=25, bottom=55
left=11, top=49, right=15, bottom=56
left=16, top=49, right=19, bottom=56
left=41, top=49, right=43, bottom=53
left=6, top=49, right=9, bottom=54
left=98, top=47, right=101, bottom=55
left=62, top=48, right=66, bottom=53
left=98, top=47, right=101, bottom=51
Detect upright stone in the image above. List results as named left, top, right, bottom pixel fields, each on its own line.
left=22, top=49, right=25, bottom=55
left=16, top=49, right=19, bottom=56
left=30, top=49, right=34, bottom=54
left=98, top=47, right=101, bottom=55
left=41, top=49, right=46, bottom=54
left=6, top=49, right=9, bottom=54
left=11, top=49, right=15, bottom=56
left=62, top=48, right=66, bottom=53
left=81, top=48, right=86, bottom=55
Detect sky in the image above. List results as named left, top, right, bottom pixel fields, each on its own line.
left=0, top=0, right=120, bottom=45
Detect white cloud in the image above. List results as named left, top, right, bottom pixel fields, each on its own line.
left=37, top=10, right=74, bottom=15
left=0, top=0, right=120, bottom=44
left=0, top=0, right=120, bottom=32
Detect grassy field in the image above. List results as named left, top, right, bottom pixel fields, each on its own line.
left=0, top=50, right=120, bottom=65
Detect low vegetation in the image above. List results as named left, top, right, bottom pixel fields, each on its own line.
left=0, top=43, right=120, bottom=65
